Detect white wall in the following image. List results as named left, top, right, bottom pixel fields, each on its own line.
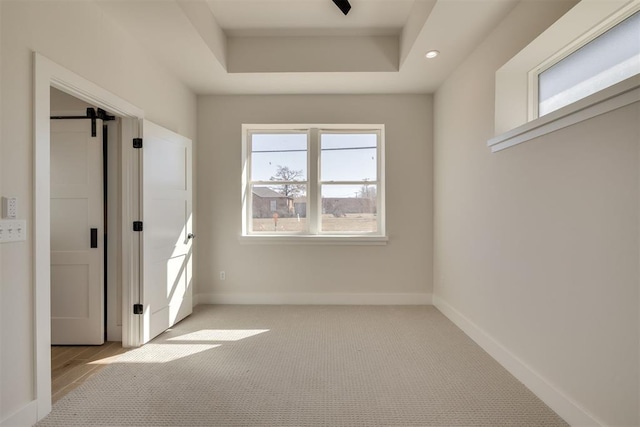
left=0, top=1, right=196, bottom=423
left=196, top=95, right=432, bottom=304
left=433, top=2, right=639, bottom=426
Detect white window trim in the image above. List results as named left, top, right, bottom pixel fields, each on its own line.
left=528, top=2, right=640, bottom=121
left=238, top=235, right=389, bottom=245
left=489, top=75, right=640, bottom=152
left=241, top=123, right=387, bottom=244
left=493, top=0, right=640, bottom=149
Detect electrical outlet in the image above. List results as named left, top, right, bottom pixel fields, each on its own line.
left=2, top=197, right=17, bottom=219
left=220, top=271, right=226, bottom=281
left=0, top=220, right=27, bottom=243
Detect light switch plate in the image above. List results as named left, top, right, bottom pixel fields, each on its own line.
left=1, top=197, right=17, bottom=219
left=0, top=220, right=27, bottom=243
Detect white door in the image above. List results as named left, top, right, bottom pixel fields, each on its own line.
left=140, top=120, right=193, bottom=344
left=50, top=119, right=104, bottom=345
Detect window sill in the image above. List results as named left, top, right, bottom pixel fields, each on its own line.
left=238, top=235, right=389, bottom=245
left=488, top=76, right=640, bottom=153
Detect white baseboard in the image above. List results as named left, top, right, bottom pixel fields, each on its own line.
left=433, top=295, right=603, bottom=427
left=195, top=292, right=432, bottom=306
left=107, top=325, right=122, bottom=342
left=1, top=400, right=37, bottom=427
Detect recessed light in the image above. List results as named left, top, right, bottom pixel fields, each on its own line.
left=425, top=50, right=439, bottom=59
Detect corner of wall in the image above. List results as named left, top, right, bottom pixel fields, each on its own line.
left=433, top=295, right=604, bottom=427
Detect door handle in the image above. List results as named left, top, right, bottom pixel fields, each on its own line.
left=187, top=233, right=195, bottom=240
left=90, top=228, right=98, bottom=248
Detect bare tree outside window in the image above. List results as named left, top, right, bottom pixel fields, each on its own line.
left=359, top=179, right=377, bottom=199
left=270, top=165, right=306, bottom=198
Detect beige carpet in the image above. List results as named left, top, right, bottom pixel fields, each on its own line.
left=38, top=305, right=568, bottom=426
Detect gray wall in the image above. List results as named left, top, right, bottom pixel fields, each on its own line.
left=196, top=95, right=432, bottom=303
left=433, top=2, right=639, bottom=425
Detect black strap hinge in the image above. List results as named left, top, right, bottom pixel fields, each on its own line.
left=133, top=304, right=143, bottom=315
left=133, top=138, right=143, bottom=149
left=133, top=221, right=143, bottom=232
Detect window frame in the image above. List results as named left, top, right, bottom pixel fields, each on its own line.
left=241, top=124, right=387, bottom=243
left=528, top=3, right=640, bottom=120
left=318, top=128, right=382, bottom=235
left=490, top=0, right=640, bottom=152
left=245, top=128, right=310, bottom=236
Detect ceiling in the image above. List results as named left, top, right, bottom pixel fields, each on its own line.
left=206, top=0, right=415, bottom=36
left=96, top=0, right=520, bottom=95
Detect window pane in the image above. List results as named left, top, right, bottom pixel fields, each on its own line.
left=251, top=185, right=307, bottom=233
left=321, top=185, right=377, bottom=233
left=539, top=11, right=640, bottom=116
left=321, top=133, right=377, bottom=182
left=251, top=133, right=307, bottom=181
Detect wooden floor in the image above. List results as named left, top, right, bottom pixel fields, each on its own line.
left=51, top=342, right=129, bottom=403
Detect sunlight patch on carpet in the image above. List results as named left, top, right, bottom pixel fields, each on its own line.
left=167, top=329, right=269, bottom=342
left=114, top=343, right=220, bottom=363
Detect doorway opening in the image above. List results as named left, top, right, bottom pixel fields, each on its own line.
left=35, top=54, right=194, bottom=423
left=49, top=88, right=126, bottom=401
left=34, top=53, right=145, bottom=421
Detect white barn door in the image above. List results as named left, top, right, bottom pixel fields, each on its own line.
left=50, top=119, right=104, bottom=345
left=140, top=120, right=193, bottom=344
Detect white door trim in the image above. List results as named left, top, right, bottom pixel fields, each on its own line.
left=34, top=52, right=144, bottom=422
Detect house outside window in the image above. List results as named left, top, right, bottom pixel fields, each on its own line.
left=242, top=124, right=385, bottom=239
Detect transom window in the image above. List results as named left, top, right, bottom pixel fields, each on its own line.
left=536, top=9, right=640, bottom=117
left=491, top=1, right=640, bottom=151
left=242, top=124, right=385, bottom=238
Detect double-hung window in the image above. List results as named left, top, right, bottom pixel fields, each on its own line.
left=242, top=124, right=385, bottom=240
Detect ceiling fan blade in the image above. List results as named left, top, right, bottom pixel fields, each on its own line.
left=332, top=0, right=351, bottom=15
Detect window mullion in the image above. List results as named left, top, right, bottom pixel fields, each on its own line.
left=308, top=128, right=319, bottom=235
left=376, top=129, right=384, bottom=236
left=244, top=130, right=252, bottom=234
left=319, top=181, right=378, bottom=186
left=251, top=181, right=307, bottom=186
